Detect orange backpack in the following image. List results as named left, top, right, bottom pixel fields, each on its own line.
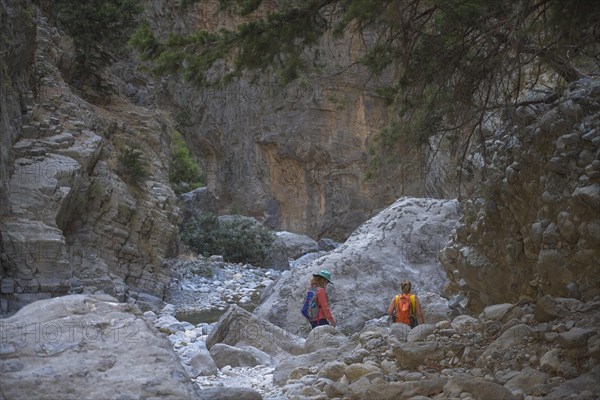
left=394, top=294, right=415, bottom=325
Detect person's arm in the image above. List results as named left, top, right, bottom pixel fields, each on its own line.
left=414, top=296, right=425, bottom=324
left=317, top=288, right=336, bottom=327
left=387, top=296, right=396, bottom=316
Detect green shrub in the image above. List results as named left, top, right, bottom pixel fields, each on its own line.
left=180, top=214, right=275, bottom=266
left=170, top=131, right=204, bottom=194
left=118, top=143, right=149, bottom=185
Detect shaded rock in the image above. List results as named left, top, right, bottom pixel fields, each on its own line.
left=187, top=348, right=219, bottom=377
left=273, top=347, right=347, bottom=385
left=209, top=343, right=263, bottom=368
left=196, top=387, right=262, bottom=400
left=545, top=365, right=600, bottom=399
left=407, top=324, right=436, bottom=342
left=304, top=324, right=348, bottom=353
left=534, top=295, right=566, bottom=322
left=540, top=349, right=561, bottom=374
left=365, top=377, right=447, bottom=400
left=477, top=324, right=532, bottom=368
left=557, top=327, right=597, bottom=349
left=504, top=367, right=548, bottom=395
left=392, top=341, right=444, bottom=370
left=266, top=231, right=319, bottom=270
left=481, top=303, right=513, bottom=321
left=178, top=187, right=218, bottom=221
left=206, top=305, right=305, bottom=360
left=344, top=362, right=383, bottom=383
left=462, top=377, right=515, bottom=400
left=0, top=295, right=200, bottom=399
left=316, top=360, right=347, bottom=381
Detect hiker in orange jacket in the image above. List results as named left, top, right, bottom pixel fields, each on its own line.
left=387, top=280, right=425, bottom=327
left=308, top=270, right=336, bottom=328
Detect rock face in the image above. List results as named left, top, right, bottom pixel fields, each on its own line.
left=440, top=78, right=600, bottom=312
left=254, top=197, right=460, bottom=333
left=0, top=294, right=201, bottom=399
left=118, top=0, right=461, bottom=241
left=0, top=9, right=179, bottom=314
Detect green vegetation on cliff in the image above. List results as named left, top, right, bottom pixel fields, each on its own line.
left=170, top=131, right=205, bottom=194
left=131, top=0, right=600, bottom=172
left=181, top=214, right=275, bottom=266
left=35, top=0, right=143, bottom=91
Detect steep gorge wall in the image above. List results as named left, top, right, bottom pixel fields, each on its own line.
left=0, top=4, right=180, bottom=314
left=441, top=79, right=600, bottom=311
left=125, top=0, right=456, bottom=241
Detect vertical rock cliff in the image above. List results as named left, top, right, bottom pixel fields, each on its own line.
left=121, top=0, right=457, bottom=241
left=441, top=79, right=600, bottom=311
left=0, top=3, right=180, bottom=314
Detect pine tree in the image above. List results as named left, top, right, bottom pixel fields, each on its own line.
left=131, top=0, right=600, bottom=170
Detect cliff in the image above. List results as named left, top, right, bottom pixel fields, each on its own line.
left=0, top=4, right=179, bottom=314
left=119, top=0, right=458, bottom=241
left=441, top=79, right=600, bottom=311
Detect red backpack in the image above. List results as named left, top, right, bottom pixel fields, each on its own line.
left=394, top=294, right=416, bottom=325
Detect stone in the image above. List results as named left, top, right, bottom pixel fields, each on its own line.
left=545, top=366, right=600, bottom=399
left=534, top=296, right=565, bottom=322
left=316, top=361, right=347, bottom=381
left=477, top=324, right=532, bottom=368
left=209, top=343, right=262, bottom=368
left=407, top=324, right=436, bottom=342
left=267, top=231, right=321, bottom=270
left=452, top=315, right=478, bottom=330
left=304, top=324, right=347, bottom=353
left=588, top=335, right=600, bottom=359
left=254, top=198, right=459, bottom=333
left=572, top=184, right=600, bottom=210
left=365, top=377, right=447, bottom=400
left=481, top=303, right=514, bottom=321
left=207, top=305, right=305, bottom=360
left=273, top=347, right=348, bottom=386
left=392, top=341, right=444, bottom=370
left=318, top=238, right=339, bottom=251
left=540, top=349, right=561, bottom=373
left=196, top=387, right=262, bottom=400
left=504, top=367, right=549, bottom=394
left=0, top=295, right=200, bottom=399
left=343, top=363, right=383, bottom=383
left=177, top=187, right=218, bottom=220
left=463, top=378, right=516, bottom=400
left=187, top=348, right=218, bottom=377
left=557, top=327, right=597, bottom=349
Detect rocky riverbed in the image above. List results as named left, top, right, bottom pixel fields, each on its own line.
left=167, top=256, right=283, bottom=320
left=150, top=256, right=600, bottom=400
left=152, top=256, right=287, bottom=399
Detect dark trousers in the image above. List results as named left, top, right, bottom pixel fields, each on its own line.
left=310, top=319, right=329, bottom=329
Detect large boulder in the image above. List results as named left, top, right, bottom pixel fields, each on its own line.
left=178, top=186, right=219, bottom=221
left=206, top=304, right=306, bottom=360
left=254, top=197, right=460, bottom=332
left=266, top=231, right=320, bottom=270
left=0, top=294, right=200, bottom=399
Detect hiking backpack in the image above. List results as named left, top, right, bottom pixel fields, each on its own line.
left=394, top=294, right=416, bottom=326
left=301, top=288, right=319, bottom=320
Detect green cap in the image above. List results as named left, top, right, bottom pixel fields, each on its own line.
left=313, top=269, right=333, bottom=284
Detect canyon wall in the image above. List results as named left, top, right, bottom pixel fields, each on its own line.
left=0, top=4, right=180, bottom=314
left=441, top=79, right=600, bottom=311
left=121, top=0, right=456, bottom=241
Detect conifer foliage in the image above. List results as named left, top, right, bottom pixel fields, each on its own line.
left=36, top=0, right=143, bottom=90
left=131, top=0, right=600, bottom=161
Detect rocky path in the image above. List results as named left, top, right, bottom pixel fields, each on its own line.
left=153, top=257, right=600, bottom=399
